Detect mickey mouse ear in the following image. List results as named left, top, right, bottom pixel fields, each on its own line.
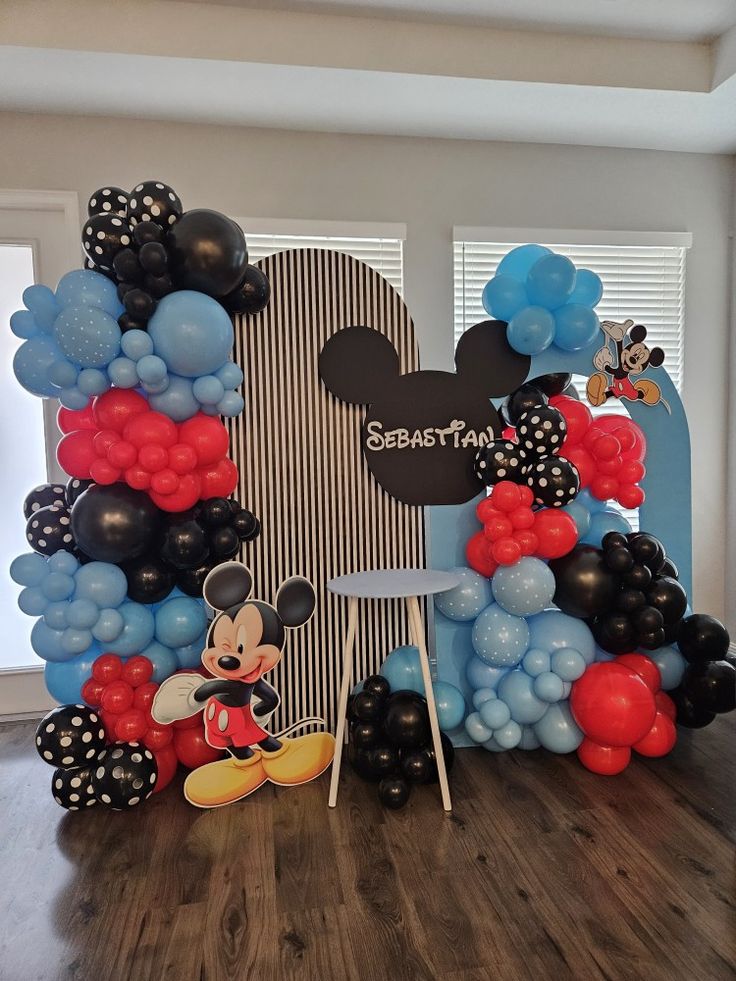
left=454, top=320, right=531, bottom=398
left=319, top=326, right=400, bottom=405
left=203, top=562, right=253, bottom=611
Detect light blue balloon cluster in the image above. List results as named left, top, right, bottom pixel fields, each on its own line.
left=11, top=550, right=207, bottom=678
left=108, top=292, right=244, bottom=420
left=562, top=489, right=632, bottom=547
left=11, top=270, right=123, bottom=408
left=482, top=244, right=603, bottom=356
left=379, top=645, right=466, bottom=732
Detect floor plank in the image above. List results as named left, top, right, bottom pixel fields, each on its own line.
left=0, top=714, right=734, bottom=981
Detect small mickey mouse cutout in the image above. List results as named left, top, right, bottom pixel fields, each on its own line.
left=319, top=320, right=530, bottom=505
left=587, top=319, right=668, bottom=409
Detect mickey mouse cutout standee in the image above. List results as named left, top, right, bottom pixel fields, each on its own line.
left=152, top=562, right=335, bottom=808
left=319, top=320, right=530, bottom=506
left=587, top=319, right=670, bottom=411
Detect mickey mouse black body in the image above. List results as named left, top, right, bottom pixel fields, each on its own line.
left=152, top=562, right=335, bottom=808
left=588, top=319, right=666, bottom=408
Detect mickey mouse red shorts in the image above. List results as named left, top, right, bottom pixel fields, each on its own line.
left=204, top=698, right=269, bottom=748
left=611, top=376, right=638, bottom=400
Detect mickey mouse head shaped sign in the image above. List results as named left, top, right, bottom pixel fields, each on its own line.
left=319, top=320, right=530, bottom=505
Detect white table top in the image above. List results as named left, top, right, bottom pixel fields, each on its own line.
left=326, top=568, right=461, bottom=599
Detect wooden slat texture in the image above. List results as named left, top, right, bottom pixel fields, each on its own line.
left=227, top=249, right=425, bottom=732
left=1, top=716, right=734, bottom=981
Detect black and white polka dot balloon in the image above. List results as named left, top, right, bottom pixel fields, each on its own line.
left=51, top=764, right=99, bottom=811
left=527, top=458, right=580, bottom=508
left=91, top=743, right=157, bottom=810
left=516, top=406, right=567, bottom=459
left=82, top=214, right=133, bottom=271
left=25, top=504, right=75, bottom=556
left=23, top=483, right=67, bottom=521
left=127, top=181, right=182, bottom=229
left=474, top=440, right=525, bottom=486
left=35, top=705, right=107, bottom=769
left=87, top=186, right=129, bottom=218
left=66, top=477, right=93, bottom=508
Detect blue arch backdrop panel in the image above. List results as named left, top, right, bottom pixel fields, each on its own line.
left=427, top=338, right=691, bottom=746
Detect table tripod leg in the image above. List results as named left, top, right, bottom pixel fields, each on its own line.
left=328, top=595, right=359, bottom=808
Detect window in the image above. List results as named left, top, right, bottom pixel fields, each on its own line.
left=237, top=219, right=405, bottom=295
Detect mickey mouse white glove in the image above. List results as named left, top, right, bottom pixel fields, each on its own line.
left=151, top=673, right=205, bottom=725
left=593, top=346, right=613, bottom=371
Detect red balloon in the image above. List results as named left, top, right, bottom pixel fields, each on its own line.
left=466, top=531, right=497, bottom=578
left=99, top=709, right=118, bottom=743
left=81, top=677, right=105, bottom=707
left=198, top=457, right=238, bottom=499
left=559, top=445, right=595, bottom=489
left=509, top=506, right=535, bottom=530
left=619, top=459, right=646, bottom=484
left=512, top=528, right=538, bottom=556
left=100, top=679, right=135, bottom=715
left=592, top=434, right=620, bottom=461
left=618, top=484, right=645, bottom=509
left=122, top=655, right=154, bottom=688
left=571, top=662, right=656, bottom=747
left=490, top=481, right=522, bottom=513
left=152, top=744, right=179, bottom=794
left=550, top=395, right=592, bottom=444
left=114, top=708, right=148, bottom=742
left=143, top=724, right=174, bottom=751
left=616, top=653, right=661, bottom=692
left=56, top=430, right=97, bottom=478
left=107, top=440, right=138, bottom=470
left=124, top=411, right=178, bottom=450
left=633, top=711, right=676, bottom=758
left=476, top=497, right=497, bottom=523
left=92, top=653, right=123, bottom=684
left=484, top=515, right=513, bottom=542
left=577, top=739, right=631, bottom=775
left=595, top=415, right=646, bottom=462
left=150, top=469, right=179, bottom=495
left=58, top=403, right=96, bottom=434
left=93, top=389, right=148, bottom=433
left=172, top=711, right=203, bottom=731
left=168, top=443, right=198, bottom=475
left=179, top=414, right=230, bottom=466
left=138, top=444, right=169, bottom=473
left=596, top=454, right=623, bottom=477
left=533, top=509, right=578, bottom=560
left=173, top=726, right=224, bottom=769
left=517, top=485, right=535, bottom=508
left=655, top=690, right=676, bottom=721
left=133, top=681, right=158, bottom=713
left=590, top=474, right=619, bottom=502
left=125, top=464, right=152, bottom=490
left=89, top=459, right=120, bottom=485
left=492, top=537, right=522, bottom=566
left=149, top=471, right=202, bottom=512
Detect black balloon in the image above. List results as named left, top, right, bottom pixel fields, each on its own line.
left=167, top=209, right=248, bottom=297
left=176, top=564, right=211, bottom=597
left=209, top=526, right=241, bottom=561
left=23, top=482, right=67, bottom=520
left=378, top=776, right=411, bottom=810
left=680, top=661, right=735, bottom=715
left=199, top=497, right=232, bottom=527
left=127, top=181, right=183, bottom=229
left=525, top=457, right=579, bottom=508
left=677, top=614, right=730, bottom=664
left=91, top=742, right=157, bottom=810
left=362, top=675, right=391, bottom=699
left=71, top=484, right=161, bottom=564
left=352, top=690, right=387, bottom=723
left=160, top=512, right=209, bottom=570
left=65, top=477, right=93, bottom=507
left=123, top=555, right=176, bottom=604
left=670, top=687, right=716, bottom=729
left=348, top=743, right=381, bottom=782
left=113, top=247, right=143, bottom=283
left=592, top=613, right=637, bottom=655
left=623, top=563, right=652, bottom=590
left=51, top=764, right=99, bottom=811
left=82, top=213, right=132, bottom=271
left=632, top=605, right=664, bottom=634
left=224, top=264, right=271, bottom=314
left=646, top=576, right=687, bottom=626
left=25, top=504, right=74, bottom=556
left=144, top=272, right=175, bottom=299
left=352, top=721, right=381, bottom=750
left=400, top=747, right=435, bottom=784
left=602, top=532, right=628, bottom=551
left=660, top=558, right=679, bottom=580
left=549, top=545, right=619, bottom=619
left=516, top=405, right=567, bottom=458
left=616, top=588, right=646, bottom=614
left=474, top=440, right=525, bottom=486
left=133, top=219, right=165, bottom=247
left=605, top=546, right=635, bottom=574
left=504, top=383, right=548, bottom=425
left=138, top=241, right=168, bottom=276
left=123, top=287, right=156, bottom=320
left=232, top=509, right=260, bottom=541
left=35, top=705, right=106, bottom=769
left=531, top=372, right=572, bottom=397
left=87, top=186, right=129, bottom=217
left=382, top=692, right=430, bottom=749
left=368, top=744, right=400, bottom=777
left=629, top=534, right=665, bottom=573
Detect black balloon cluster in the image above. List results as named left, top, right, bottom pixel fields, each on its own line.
left=35, top=704, right=157, bottom=811
left=670, top=615, right=735, bottom=729
left=474, top=378, right=580, bottom=507
left=83, top=180, right=270, bottom=331
left=23, top=480, right=259, bottom=600
left=347, top=676, right=454, bottom=810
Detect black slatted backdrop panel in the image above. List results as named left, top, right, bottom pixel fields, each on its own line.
left=227, top=249, right=425, bottom=731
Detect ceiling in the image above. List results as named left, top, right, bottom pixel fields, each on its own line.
left=199, top=0, right=736, bottom=42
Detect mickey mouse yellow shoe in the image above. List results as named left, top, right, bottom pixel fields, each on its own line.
left=586, top=371, right=608, bottom=407
left=184, top=752, right=267, bottom=808
left=261, top=732, right=336, bottom=786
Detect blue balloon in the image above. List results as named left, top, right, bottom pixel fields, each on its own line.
left=481, top=735, right=507, bottom=753
left=216, top=391, right=245, bottom=417
left=121, top=328, right=154, bottom=360
left=527, top=610, right=595, bottom=664
left=216, top=361, right=245, bottom=388
left=522, top=648, right=550, bottom=677
left=472, top=687, right=497, bottom=709
left=148, top=291, right=233, bottom=378
left=137, top=354, right=168, bottom=385
left=176, top=632, right=207, bottom=669
left=492, top=557, right=555, bottom=616
left=10, top=552, right=48, bottom=586
left=507, top=307, right=555, bottom=355
left=61, top=627, right=94, bottom=655
left=48, top=551, right=80, bottom=575
left=193, top=375, right=225, bottom=405
left=465, top=656, right=508, bottom=691
left=582, top=509, right=632, bottom=547
left=497, top=244, right=551, bottom=280
left=53, top=304, right=121, bottom=368
left=472, top=603, right=529, bottom=668
left=482, top=275, right=528, bottom=321
left=45, top=644, right=103, bottom=704
left=518, top=724, right=541, bottom=750
left=23, top=283, right=59, bottom=328
left=55, top=269, right=123, bottom=318
left=141, top=641, right=180, bottom=683
left=48, top=358, right=78, bottom=388
left=553, top=304, right=600, bottom=352
left=148, top=374, right=200, bottom=422
left=66, top=598, right=99, bottom=630
left=92, top=608, right=125, bottom=643
left=434, top=567, right=493, bottom=621
left=562, top=500, right=591, bottom=537
left=77, top=368, right=109, bottom=396
left=550, top=648, right=587, bottom=682
left=464, top=711, right=493, bottom=744
left=155, top=596, right=207, bottom=649
left=74, top=561, right=128, bottom=608
left=432, top=681, right=466, bottom=731
left=59, top=385, right=90, bottom=410
left=107, top=356, right=139, bottom=388
left=380, top=645, right=424, bottom=694
left=498, top=670, right=548, bottom=724
left=577, top=488, right=607, bottom=514
left=106, top=602, right=155, bottom=655
left=526, top=254, right=576, bottom=309
left=494, top=720, right=522, bottom=749
left=43, top=601, right=69, bottom=630
left=568, top=268, right=603, bottom=307
left=31, top=620, right=69, bottom=662
left=533, top=671, right=565, bottom=702
left=10, top=309, right=40, bottom=339
left=533, top=700, right=583, bottom=753
left=649, top=644, right=686, bottom=691
left=42, top=572, right=75, bottom=602
left=13, top=335, right=61, bottom=397
left=18, top=586, right=48, bottom=616
left=479, top=697, right=510, bottom=730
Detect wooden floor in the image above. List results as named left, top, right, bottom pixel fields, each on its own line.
left=1, top=717, right=734, bottom=981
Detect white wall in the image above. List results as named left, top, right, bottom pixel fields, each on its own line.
left=0, top=112, right=732, bottom=618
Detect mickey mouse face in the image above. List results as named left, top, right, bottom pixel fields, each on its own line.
left=319, top=321, right=530, bottom=505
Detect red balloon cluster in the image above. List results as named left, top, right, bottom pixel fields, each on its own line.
left=81, top=653, right=223, bottom=792
left=552, top=395, right=646, bottom=509
left=570, top=654, right=677, bottom=775
left=466, top=481, right=578, bottom=577
left=56, top=390, right=238, bottom=512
